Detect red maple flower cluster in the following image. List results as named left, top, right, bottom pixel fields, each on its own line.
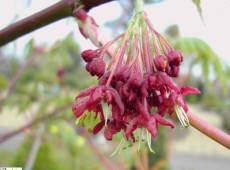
left=73, top=9, right=200, bottom=150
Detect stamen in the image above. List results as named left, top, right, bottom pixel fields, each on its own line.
left=174, top=105, right=190, bottom=128
left=137, top=129, right=142, bottom=154
left=104, top=111, right=108, bottom=127
left=146, top=130, right=155, bottom=153
left=110, top=138, right=125, bottom=157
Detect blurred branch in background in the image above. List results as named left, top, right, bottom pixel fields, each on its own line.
left=0, top=103, right=71, bottom=144
left=0, top=41, right=40, bottom=107
left=80, top=128, right=116, bottom=170
left=24, top=123, right=45, bottom=170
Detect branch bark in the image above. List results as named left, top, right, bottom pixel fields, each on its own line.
left=187, top=111, right=230, bottom=149
left=0, top=0, right=115, bottom=47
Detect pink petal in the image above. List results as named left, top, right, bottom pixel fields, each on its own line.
left=153, top=114, right=174, bottom=128
left=180, top=86, right=201, bottom=96
left=146, top=117, right=158, bottom=138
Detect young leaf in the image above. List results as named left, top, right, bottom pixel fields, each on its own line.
left=192, top=0, right=204, bottom=22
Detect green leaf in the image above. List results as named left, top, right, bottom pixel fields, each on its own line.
left=0, top=74, right=8, bottom=90
left=192, top=0, right=204, bottom=22
left=173, top=37, right=229, bottom=94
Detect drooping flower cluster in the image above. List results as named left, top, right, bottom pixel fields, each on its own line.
left=73, top=9, right=200, bottom=151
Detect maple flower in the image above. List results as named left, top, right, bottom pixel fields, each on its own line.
left=73, top=6, right=200, bottom=153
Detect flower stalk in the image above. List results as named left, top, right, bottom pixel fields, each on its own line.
left=187, top=111, right=230, bottom=149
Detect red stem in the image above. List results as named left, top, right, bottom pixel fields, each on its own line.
left=187, top=111, right=230, bottom=149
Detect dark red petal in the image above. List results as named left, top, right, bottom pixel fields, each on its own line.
left=109, top=88, right=124, bottom=115
left=148, top=74, right=162, bottom=88
left=86, top=58, right=106, bottom=77
left=135, top=99, right=149, bottom=118
left=90, top=86, right=104, bottom=103
left=72, top=99, right=88, bottom=118
left=104, top=90, right=113, bottom=104
left=98, top=71, right=111, bottom=85
left=146, top=117, right=158, bottom=138
left=169, top=65, right=180, bottom=77
left=75, top=86, right=98, bottom=99
left=111, top=105, right=123, bottom=122
left=128, top=71, right=142, bottom=87
left=125, top=117, right=139, bottom=139
left=104, top=130, right=113, bottom=141
left=180, top=86, right=201, bottom=96
left=81, top=49, right=99, bottom=62
left=157, top=72, right=180, bottom=92
left=104, top=120, right=119, bottom=141
left=152, top=114, right=174, bottom=128
left=122, top=82, right=130, bottom=97
left=127, top=90, right=136, bottom=103
left=94, top=104, right=104, bottom=120
left=116, top=66, right=131, bottom=81
left=167, top=50, right=183, bottom=66
left=92, top=120, right=105, bottom=135
left=153, top=54, right=168, bottom=72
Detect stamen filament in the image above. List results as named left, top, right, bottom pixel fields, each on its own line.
left=175, top=105, right=190, bottom=128
left=110, top=138, right=125, bottom=157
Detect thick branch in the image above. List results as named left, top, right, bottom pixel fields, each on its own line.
left=0, top=103, right=71, bottom=144
left=83, top=0, right=115, bottom=11
left=187, top=111, right=230, bottom=149
left=0, top=0, right=115, bottom=47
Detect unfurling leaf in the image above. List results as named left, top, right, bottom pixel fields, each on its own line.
left=192, top=0, right=204, bottom=22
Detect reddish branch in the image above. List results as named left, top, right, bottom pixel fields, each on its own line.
left=0, top=0, right=115, bottom=46
left=187, top=111, right=230, bottom=149
left=0, top=103, right=71, bottom=144
left=82, top=129, right=116, bottom=170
